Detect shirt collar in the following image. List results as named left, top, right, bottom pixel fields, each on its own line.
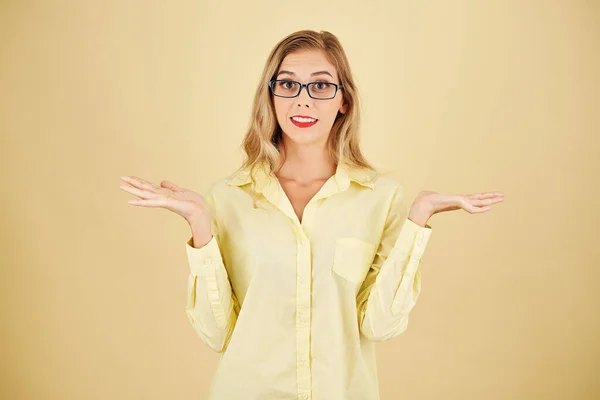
left=225, top=161, right=377, bottom=191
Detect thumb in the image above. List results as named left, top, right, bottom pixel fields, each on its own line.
left=160, top=180, right=182, bottom=191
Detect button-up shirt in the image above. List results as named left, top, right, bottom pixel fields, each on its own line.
left=184, top=161, right=433, bottom=400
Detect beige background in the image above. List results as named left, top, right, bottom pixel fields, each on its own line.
left=1, top=0, right=599, bottom=399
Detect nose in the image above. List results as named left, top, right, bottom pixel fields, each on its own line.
left=296, top=84, right=313, bottom=108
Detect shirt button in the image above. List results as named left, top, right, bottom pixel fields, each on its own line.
left=301, top=238, right=308, bottom=246
left=302, top=394, right=308, bottom=399
left=301, top=316, right=308, bottom=323
left=300, top=277, right=306, bottom=284
left=301, top=355, right=307, bottom=362
left=204, top=258, right=212, bottom=266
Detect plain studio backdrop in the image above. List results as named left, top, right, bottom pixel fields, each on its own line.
left=1, top=1, right=598, bottom=399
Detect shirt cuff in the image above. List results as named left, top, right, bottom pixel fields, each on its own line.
left=186, top=235, right=223, bottom=277
left=393, top=218, right=433, bottom=275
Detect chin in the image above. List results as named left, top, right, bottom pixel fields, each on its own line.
left=283, top=129, right=324, bottom=145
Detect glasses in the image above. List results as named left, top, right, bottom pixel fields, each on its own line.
left=268, top=79, right=343, bottom=100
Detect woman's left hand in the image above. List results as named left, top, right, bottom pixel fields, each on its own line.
left=408, top=191, right=505, bottom=227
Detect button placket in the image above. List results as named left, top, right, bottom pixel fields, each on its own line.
left=295, top=230, right=312, bottom=399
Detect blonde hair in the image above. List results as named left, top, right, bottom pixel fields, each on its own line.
left=236, top=29, right=378, bottom=180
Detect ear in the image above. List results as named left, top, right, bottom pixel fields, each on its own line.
left=339, top=102, right=348, bottom=114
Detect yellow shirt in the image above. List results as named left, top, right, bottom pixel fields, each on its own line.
left=184, top=162, right=433, bottom=400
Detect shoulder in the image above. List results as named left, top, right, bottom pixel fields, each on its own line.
left=204, top=175, right=239, bottom=197
left=202, top=167, right=254, bottom=200
left=369, top=173, right=411, bottom=216
left=371, top=173, right=404, bottom=198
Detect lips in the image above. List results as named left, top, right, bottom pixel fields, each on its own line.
left=290, top=116, right=318, bottom=128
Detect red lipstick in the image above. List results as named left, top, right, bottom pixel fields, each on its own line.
left=290, top=115, right=318, bottom=128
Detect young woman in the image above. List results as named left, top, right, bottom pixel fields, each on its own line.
left=120, top=30, right=503, bottom=400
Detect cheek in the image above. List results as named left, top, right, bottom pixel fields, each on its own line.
left=321, top=104, right=341, bottom=122
left=274, top=100, right=290, bottom=123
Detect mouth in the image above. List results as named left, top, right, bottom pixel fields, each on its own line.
left=290, top=116, right=318, bottom=128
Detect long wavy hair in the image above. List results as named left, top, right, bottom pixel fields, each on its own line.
left=236, top=29, right=377, bottom=180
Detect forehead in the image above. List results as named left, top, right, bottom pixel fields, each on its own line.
left=278, top=49, right=338, bottom=79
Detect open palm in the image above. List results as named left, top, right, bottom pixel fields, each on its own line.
left=415, top=190, right=505, bottom=215
left=119, top=175, right=207, bottom=221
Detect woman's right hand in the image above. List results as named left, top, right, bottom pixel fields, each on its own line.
left=119, top=175, right=212, bottom=239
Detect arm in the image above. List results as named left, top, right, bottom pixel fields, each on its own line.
left=356, top=184, right=433, bottom=342
left=184, top=187, right=239, bottom=353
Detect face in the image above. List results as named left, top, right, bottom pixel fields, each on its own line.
left=271, top=49, right=347, bottom=147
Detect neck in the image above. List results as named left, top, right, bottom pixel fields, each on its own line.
left=275, top=139, right=336, bottom=183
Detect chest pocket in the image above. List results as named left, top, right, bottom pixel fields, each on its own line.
left=331, top=237, right=376, bottom=284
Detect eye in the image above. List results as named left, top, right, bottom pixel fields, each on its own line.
left=279, top=80, right=295, bottom=89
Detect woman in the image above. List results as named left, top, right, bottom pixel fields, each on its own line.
left=119, top=30, right=503, bottom=400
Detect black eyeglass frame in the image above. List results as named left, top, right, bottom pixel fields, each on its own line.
left=268, top=79, right=344, bottom=100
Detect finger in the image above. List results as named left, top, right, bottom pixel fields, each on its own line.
left=127, top=198, right=168, bottom=207
left=161, top=180, right=183, bottom=192
left=124, top=176, right=161, bottom=193
left=467, top=205, right=492, bottom=213
left=135, top=177, right=161, bottom=191
left=120, top=184, right=161, bottom=199
left=471, top=197, right=504, bottom=206
left=467, top=192, right=504, bottom=200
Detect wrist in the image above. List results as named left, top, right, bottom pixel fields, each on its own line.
left=187, top=217, right=213, bottom=249
left=190, top=228, right=213, bottom=249
left=408, top=202, right=432, bottom=227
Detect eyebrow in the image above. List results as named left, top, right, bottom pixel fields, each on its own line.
left=276, top=70, right=334, bottom=79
